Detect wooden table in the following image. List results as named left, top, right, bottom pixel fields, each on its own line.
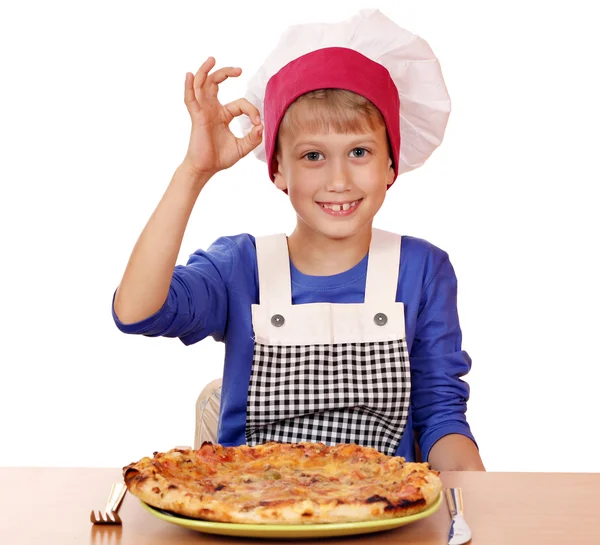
left=1, top=468, right=598, bottom=544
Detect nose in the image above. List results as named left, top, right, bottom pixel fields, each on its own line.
left=325, top=159, right=352, bottom=192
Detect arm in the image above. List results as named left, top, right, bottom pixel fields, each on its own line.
left=113, top=163, right=210, bottom=324
left=113, top=56, right=262, bottom=324
left=410, top=254, right=484, bottom=469
left=428, top=434, right=485, bottom=471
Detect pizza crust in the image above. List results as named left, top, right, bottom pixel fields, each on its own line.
left=123, top=442, right=442, bottom=524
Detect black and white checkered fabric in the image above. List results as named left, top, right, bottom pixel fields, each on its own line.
left=245, top=339, right=411, bottom=455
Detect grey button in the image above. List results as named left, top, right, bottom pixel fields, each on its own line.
left=271, top=314, right=285, bottom=327
left=374, top=312, right=388, bottom=326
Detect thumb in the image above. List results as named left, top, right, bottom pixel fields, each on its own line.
left=237, top=123, right=263, bottom=158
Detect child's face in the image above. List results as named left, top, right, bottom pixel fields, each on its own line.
left=274, top=119, right=394, bottom=242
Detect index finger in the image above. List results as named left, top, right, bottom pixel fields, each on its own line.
left=224, top=98, right=261, bottom=125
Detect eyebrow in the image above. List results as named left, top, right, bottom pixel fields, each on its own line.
left=293, top=138, right=379, bottom=150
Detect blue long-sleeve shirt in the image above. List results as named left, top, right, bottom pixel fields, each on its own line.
left=112, top=233, right=477, bottom=462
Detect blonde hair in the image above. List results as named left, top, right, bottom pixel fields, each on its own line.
left=278, top=89, right=386, bottom=138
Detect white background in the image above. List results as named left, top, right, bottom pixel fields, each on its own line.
left=1, top=0, right=598, bottom=471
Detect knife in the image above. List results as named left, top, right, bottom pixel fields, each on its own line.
left=445, top=488, right=472, bottom=545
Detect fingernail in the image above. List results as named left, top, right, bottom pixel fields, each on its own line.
left=255, top=116, right=261, bottom=124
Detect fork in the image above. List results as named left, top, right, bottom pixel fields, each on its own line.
left=90, top=482, right=127, bottom=524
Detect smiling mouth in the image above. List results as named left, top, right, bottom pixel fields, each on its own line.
left=316, top=198, right=363, bottom=217
left=317, top=199, right=362, bottom=212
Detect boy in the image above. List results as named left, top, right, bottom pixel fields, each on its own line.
left=112, top=10, right=485, bottom=471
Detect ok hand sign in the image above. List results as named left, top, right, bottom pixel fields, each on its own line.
left=183, top=57, right=263, bottom=178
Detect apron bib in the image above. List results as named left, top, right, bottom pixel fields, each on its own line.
left=246, top=229, right=410, bottom=455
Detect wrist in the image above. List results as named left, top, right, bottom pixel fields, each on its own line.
left=174, top=159, right=213, bottom=194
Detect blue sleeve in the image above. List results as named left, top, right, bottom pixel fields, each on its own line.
left=409, top=254, right=478, bottom=462
left=111, top=236, right=236, bottom=345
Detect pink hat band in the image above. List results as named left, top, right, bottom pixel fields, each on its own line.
left=263, top=47, right=401, bottom=185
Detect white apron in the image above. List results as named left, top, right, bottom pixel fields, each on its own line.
left=245, top=228, right=411, bottom=455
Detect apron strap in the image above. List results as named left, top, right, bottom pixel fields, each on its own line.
left=364, top=229, right=402, bottom=304
left=255, top=233, right=292, bottom=306
left=256, top=229, right=401, bottom=306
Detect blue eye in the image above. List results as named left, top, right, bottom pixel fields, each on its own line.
left=351, top=148, right=368, bottom=158
left=305, top=152, right=323, bottom=161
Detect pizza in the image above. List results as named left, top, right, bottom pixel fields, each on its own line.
left=123, top=441, right=442, bottom=525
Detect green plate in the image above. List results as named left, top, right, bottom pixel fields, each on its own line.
left=140, top=492, right=442, bottom=539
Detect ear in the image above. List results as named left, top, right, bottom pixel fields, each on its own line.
left=386, top=157, right=395, bottom=187
left=272, top=154, right=288, bottom=192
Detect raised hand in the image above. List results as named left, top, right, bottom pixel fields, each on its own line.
left=183, top=57, right=263, bottom=178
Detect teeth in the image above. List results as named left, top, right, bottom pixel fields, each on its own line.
left=321, top=200, right=359, bottom=211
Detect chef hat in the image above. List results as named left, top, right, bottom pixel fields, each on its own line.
left=240, top=9, right=451, bottom=187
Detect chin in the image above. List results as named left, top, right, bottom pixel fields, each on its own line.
left=307, top=219, right=369, bottom=241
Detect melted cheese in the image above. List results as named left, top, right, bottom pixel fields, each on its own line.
left=124, top=442, right=442, bottom=524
